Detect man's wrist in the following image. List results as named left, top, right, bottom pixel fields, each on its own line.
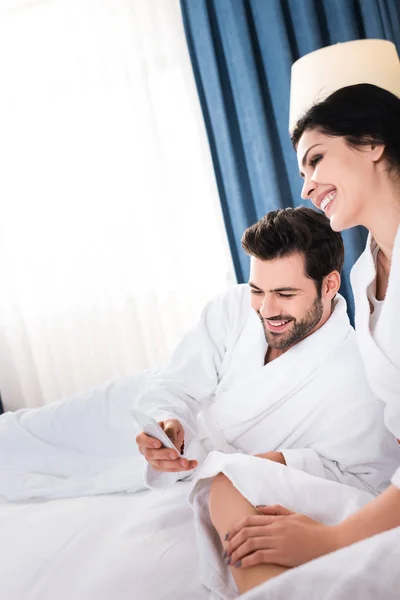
left=256, top=451, right=286, bottom=465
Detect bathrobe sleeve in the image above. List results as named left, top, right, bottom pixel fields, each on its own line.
left=280, top=383, right=400, bottom=495
left=280, top=448, right=327, bottom=479
left=135, top=286, right=247, bottom=489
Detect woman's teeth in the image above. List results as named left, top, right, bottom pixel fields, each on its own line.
left=321, top=190, right=336, bottom=211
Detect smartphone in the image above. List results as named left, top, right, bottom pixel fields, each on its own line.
left=130, top=408, right=178, bottom=451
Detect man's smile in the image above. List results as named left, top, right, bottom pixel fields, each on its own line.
left=264, top=318, right=293, bottom=334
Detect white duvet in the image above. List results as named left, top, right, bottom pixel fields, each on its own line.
left=1, top=478, right=399, bottom=600
left=0, top=482, right=206, bottom=600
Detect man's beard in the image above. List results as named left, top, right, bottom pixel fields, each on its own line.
left=259, top=295, right=324, bottom=350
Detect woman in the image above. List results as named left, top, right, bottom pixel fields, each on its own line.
left=244, top=83, right=400, bottom=566
left=191, top=84, right=400, bottom=598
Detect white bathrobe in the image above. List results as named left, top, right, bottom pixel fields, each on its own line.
left=351, top=226, right=400, bottom=488
left=137, top=287, right=398, bottom=495
left=0, top=285, right=398, bottom=503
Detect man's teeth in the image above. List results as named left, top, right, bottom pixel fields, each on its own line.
left=320, top=190, right=336, bottom=211
left=269, top=320, right=289, bottom=327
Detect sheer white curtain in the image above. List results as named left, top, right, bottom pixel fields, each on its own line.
left=0, top=0, right=235, bottom=410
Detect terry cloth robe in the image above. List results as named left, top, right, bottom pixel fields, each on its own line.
left=0, top=286, right=398, bottom=502
left=140, top=287, right=399, bottom=494
left=351, top=226, right=400, bottom=488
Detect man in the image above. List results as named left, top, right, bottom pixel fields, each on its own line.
left=136, top=207, right=399, bottom=496
left=0, top=207, right=397, bottom=502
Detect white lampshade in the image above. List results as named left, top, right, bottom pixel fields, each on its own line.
left=289, top=39, right=400, bottom=133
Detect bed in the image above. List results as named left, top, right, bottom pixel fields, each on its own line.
left=0, top=482, right=207, bottom=600
left=1, top=478, right=400, bottom=600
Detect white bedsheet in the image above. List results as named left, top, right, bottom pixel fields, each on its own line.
left=1, top=478, right=399, bottom=600
left=0, top=482, right=207, bottom=600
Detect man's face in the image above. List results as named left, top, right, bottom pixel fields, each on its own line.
left=249, top=253, right=326, bottom=351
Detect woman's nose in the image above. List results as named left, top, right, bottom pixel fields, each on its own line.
left=301, top=177, right=316, bottom=201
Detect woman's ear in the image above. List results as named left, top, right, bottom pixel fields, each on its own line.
left=370, top=143, right=385, bottom=163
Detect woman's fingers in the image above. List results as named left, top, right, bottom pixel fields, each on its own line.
left=227, top=535, right=276, bottom=566
left=225, top=514, right=275, bottom=542
left=234, top=548, right=281, bottom=569
left=225, top=522, right=276, bottom=558
left=256, top=504, right=293, bottom=516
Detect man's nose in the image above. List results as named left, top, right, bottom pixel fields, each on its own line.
left=260, top=295, right=278, bottom=318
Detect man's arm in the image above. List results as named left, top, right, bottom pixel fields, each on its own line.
left=134, top=286, right=248, bottom=484
left=135, top=287, right=242, bottom=439
left=256, top=452, right=286, bottom=464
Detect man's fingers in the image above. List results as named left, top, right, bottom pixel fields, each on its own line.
left=256, top=504, right=293, bottom=516
left=150, top=459, right=198, bottom=472
left=141, top=447, right=180, bottom=461
left=163, top=421, right=178, bottom=441
left=135, top=432, right=161, bottom=449
left=150, top=458, right=189, bottom=470
left=162, top=419, right=184, bottom=448
left=135, top=419, right=189, bottom=471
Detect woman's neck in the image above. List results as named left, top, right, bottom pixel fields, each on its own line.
left=362, top=184, right=400, bottom=261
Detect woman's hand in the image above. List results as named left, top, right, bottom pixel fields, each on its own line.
left=224, top=505, right=340, bottom=568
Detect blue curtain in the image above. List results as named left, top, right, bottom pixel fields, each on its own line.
left=180, top=0, right=400, bottom=319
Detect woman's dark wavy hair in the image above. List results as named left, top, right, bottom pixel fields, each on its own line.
left=291, top=83, right=400, bottom=175
left=241, top=206, right=344, bottom=296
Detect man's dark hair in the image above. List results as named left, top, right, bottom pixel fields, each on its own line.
left=241, top=206, right=344, bottom=296
left=291, top=83, right=400, bottom=176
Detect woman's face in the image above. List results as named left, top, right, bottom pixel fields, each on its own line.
left=296, top=129, right=384, bottom=231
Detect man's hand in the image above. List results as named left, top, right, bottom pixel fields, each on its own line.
left=255, top=451, right=286, bottom=464
left=136, top=418, right=198, bottom=473
left=224, top=505, right=339, bottom=568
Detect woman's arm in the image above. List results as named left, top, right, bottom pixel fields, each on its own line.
left=224, top=484, right=400, bottom=569
left=335, top=483, right=400, bottom=546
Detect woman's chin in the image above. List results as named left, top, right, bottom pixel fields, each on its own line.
left=329, top=212, right=353, bottom=232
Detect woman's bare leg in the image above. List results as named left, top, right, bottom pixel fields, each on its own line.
left=208, top=473, right=288, bottom=595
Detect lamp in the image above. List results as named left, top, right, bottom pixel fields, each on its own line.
left=289, top=39, right=400, bottom=133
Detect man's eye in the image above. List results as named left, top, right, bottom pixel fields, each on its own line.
left=250, top=289, right=263, bottom=295
left=309, top=154, right=322, bottom=168
left=277, top=293, right=295, bottom=298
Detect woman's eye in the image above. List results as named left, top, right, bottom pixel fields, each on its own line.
left=309, top=154, right=322, bottom=168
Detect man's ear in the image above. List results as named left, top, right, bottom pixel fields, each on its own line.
left=323, top=271, right=341, bottom=299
